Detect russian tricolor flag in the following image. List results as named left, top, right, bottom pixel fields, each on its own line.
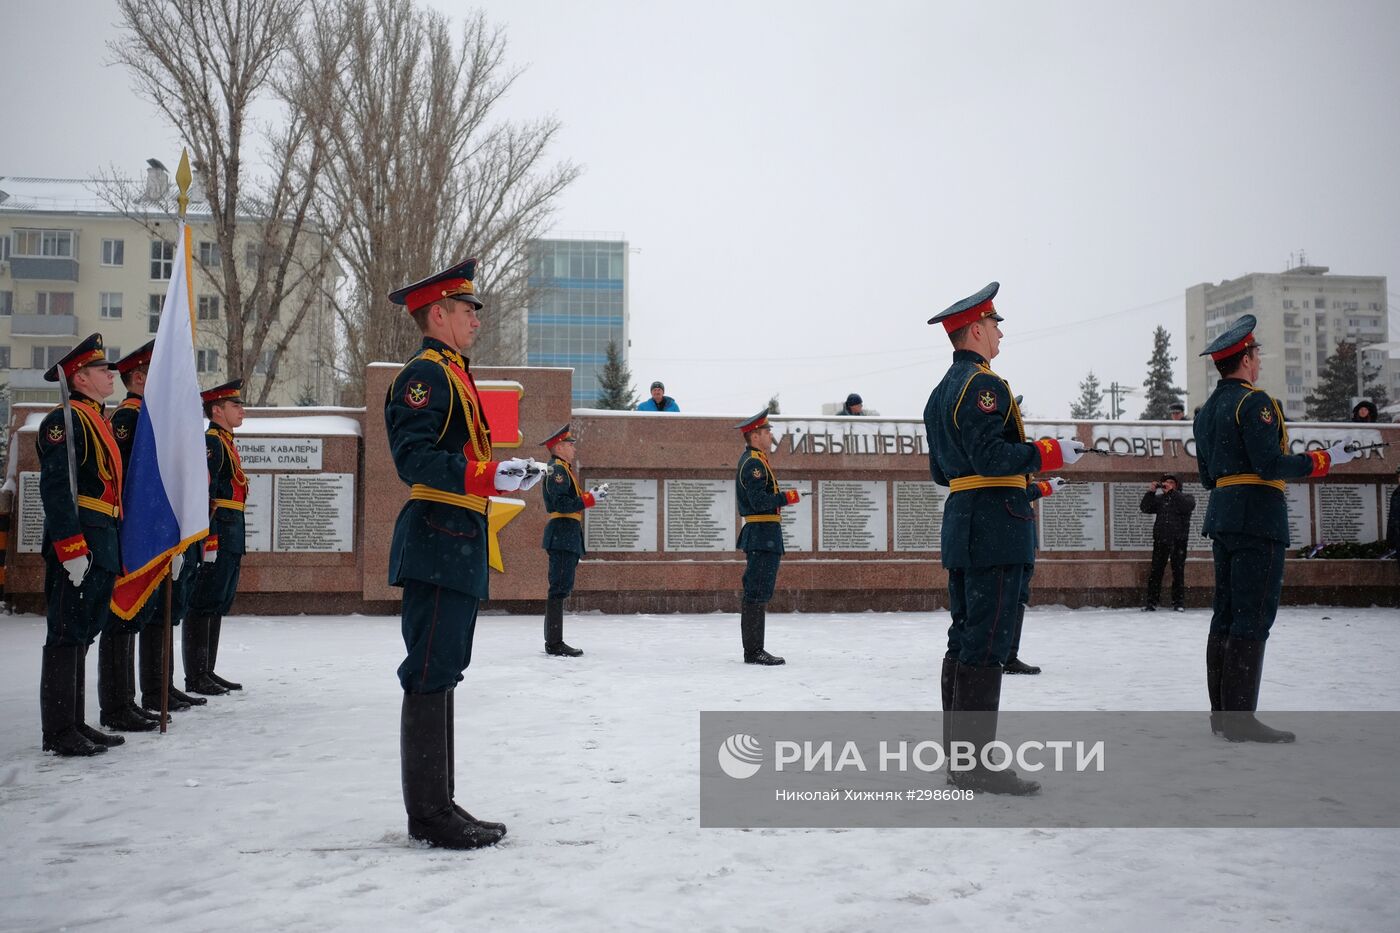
left=111, top=220, right=210, bottom=618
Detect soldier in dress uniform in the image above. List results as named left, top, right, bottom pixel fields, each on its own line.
left=108, top=342, right=207, bottom=717
left=385, top=258, right=543, bottom=850
left=539, top=424, right=608, bottom=657
left=925, top=283, right=1086, bottom=795
left=89, top=342, right=160, bottom=734
left=1193, top=314, right=1356, bottom=742
left=183, top=380, right=249, bottom=696
left=36, top=334, right=126, bottom=756
left=734, top=410, right=801, bottom=665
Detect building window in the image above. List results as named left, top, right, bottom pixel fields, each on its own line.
left=1315, top=298, right=1326, bottom=309
left=0, top=346, right=9, bottom=369
left=32, top=345, right=74, bottom=369
left=253, top=349, right=275, bottom=374
left=149, top=293, right=164, bottom=333
left=198, top=241, right=222, bottom=268
left=0, top=235, right=10, bottom=261
left=36, top=291, right=75, bottom=315
left=106, top=346, right=121, bottom=363
left=0, top=291, right=11, bottom=315
left=100, top=292, right=124, bottom=319
left=150, top=239, right=174, bottom=280
left=14, top=229, right=75, bottom=258
left=245, top=242, right=260, bottom=271
left=196, top=349, right=219, bottom=372
left=198, top=295, right=220, bottom=320
left=101, top=238, right=125, bottom=266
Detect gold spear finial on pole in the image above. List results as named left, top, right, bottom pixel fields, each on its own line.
left=176, top=148, right=192, bottom=218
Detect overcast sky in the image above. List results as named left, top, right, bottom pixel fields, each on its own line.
left=5, top=0, right=1399, bottom=418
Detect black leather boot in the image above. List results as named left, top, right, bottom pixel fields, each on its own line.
left=98, top=629, right=156, bottom=732
left=1206, top=631, right=1227, bottom=736
left=77, top=644, right=125, bottom=747
left=940, top=654, right=956, bottom=770
left=401, top=692, right=501, bottom=849
left=741, top=602, right=784, bottom=665
left=206, top=616, right=243, bottom=690
left=1003, top=604, right=1041, bottom=675
left=544, top=598, right=582, bottom=657
left=947, top=662, right=1039, bottom=796
left=184, top=615, right=229, bottom=696
left=140, top=624, right=197, bottom=712
left=1220, top=637, right=1295, bottom=743
left=446, top=688, right=507, bottom=839
left=40, top=646, right=105, bottom=756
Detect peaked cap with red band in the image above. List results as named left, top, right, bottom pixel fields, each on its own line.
left=1200, top=314, right=1261, bottom=361
left=44, top=332, right=115, bottom=382
left=735, top=410, right=771, bottom=434
left=388, top=258, right=484, bottom=312
left=541, top=424, right=577, bottom=450
left=928, top=281, right=1005, bottom=334
left=114, top=340, right=155, bottom=375
left=201, top=379, right=243, bottom=405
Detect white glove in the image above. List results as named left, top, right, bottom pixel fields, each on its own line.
left=494, top=458, right=528, bottom=492
left=518, top=458, right=546, bottom=491
left=1057, top=439, right=1087, bottom=465
left=171, top=553, right=185, bottom=580
left=205, top=544, right=219, bottom=563
left=1324, top=441, right=1356, bottom=467
left=589, top=483, right=611, bottom=502
left=1043, top=477, right=1067, bottom=495
left=62, top=555, right=90, bottom=589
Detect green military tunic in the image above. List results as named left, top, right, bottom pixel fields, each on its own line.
left=735, top=445, right=794, bottom=603
left=37, top=395, right=124, bottom=646
left=541, top=456, right=592, bottom=599
left=1193, top=377, right=1323, bottom=640
left=385, top=336, right=499, bottom=692
left=924, top=349, right=1051, bottom=666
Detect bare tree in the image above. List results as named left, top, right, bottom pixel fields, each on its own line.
left=109, top=0, right=338, bottom=405
left=287, top=0, right=579, bottom=403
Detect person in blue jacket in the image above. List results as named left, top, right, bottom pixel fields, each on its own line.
left=637, top=381, right=680, bottom=412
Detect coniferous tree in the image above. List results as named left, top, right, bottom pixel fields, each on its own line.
left=1070, top=371, right=1105, bottom=419
left=1140, top=326, right=1185, bottom=419
left=1305, top=339, right=1391, bottom=421
left=766, top=394, right=781, bottom=415
left=595, top=340, right=638, bottom=410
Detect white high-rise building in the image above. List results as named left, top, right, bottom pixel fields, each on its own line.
left=1185, top=263, right=1396, bottom=420
left=0, top=166, right=339, bottom=427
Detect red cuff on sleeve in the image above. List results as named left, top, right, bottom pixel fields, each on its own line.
left=783, top=489, right=800, bottom=505
left=1308, top=450, right=1330, bottom=478
left=204, top=535, right=219, bottom=555
left=1036, top=480, right=1053, bottom=498
left=583, top=492, right=596, bottom=508
left=54, top=533, right=89, bottom=561
left=1035, top=437, right=1064, bottom=472
left=465, top=460, right=500, bottom=497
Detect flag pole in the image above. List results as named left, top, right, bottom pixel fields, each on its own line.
left=159, top=150, right=195, bottom=734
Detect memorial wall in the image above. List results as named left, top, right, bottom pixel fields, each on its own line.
left=4, top=365, right=1397, bottom=616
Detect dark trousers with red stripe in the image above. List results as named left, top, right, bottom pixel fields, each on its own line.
left=1208, top=533, right=1286, bottom=642
left=946, top=565, right=1025, bottom=666
left=397, top=579, right=480, bottom=694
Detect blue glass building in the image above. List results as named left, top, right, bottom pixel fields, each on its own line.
left=526, top=237, right=629, bottom=406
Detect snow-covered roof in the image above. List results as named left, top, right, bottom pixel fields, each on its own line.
left=0, top=175, right=214, bottom=219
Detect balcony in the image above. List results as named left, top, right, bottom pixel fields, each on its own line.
left=8, top=257, right=79, bottom=281
left=8, top=313, right=79, bottom=337
left=6, top=368, right=54, bottom=390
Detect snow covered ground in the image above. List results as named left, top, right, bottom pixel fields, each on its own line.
left=1, top=606, right=1397, bottom=932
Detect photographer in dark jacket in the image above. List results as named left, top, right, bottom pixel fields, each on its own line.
left=1140, top=474, right=1196, bottom=611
